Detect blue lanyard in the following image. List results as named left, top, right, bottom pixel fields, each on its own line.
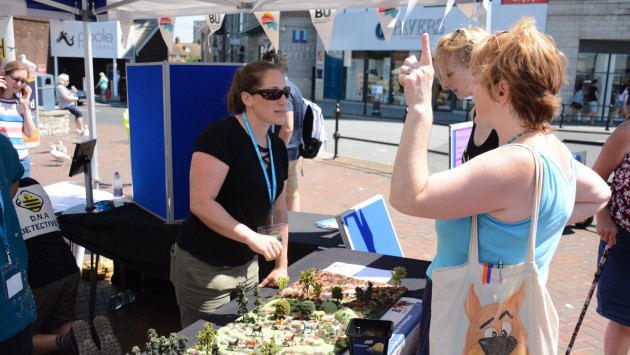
left=0, top=191, right=11, bottom=265
left=241, top=113, right=277, bottom=213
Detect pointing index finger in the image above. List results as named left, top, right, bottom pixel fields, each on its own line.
left=420, top=33, right=432, bottom=66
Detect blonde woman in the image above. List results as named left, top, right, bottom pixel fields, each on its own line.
left=393, top=18, right=610, bottom=353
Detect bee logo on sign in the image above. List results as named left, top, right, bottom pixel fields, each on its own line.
left=15, top=190, right=44, bottom=213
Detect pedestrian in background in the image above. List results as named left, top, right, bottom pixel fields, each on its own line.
left=569, top=82, right=584, bottom=123
left=0, top=61, right=36, bottom=177
left=591, top=110, right=630, bottom=355
left=55, top=74, right=88, bottom=136
left=392, top=18, right=610, bottom=354
left=170, top=60, right=289, bottom=327
left=433, top=27, right=498, bottom=163
left=97, top=72, right=109, bottom=103
left=586, top=78, right=600, bottom=125
left=262, top=49, right=305, bottom=211
left=0, top=134, right=37, bottom=353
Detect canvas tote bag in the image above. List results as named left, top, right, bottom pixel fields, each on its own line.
left=429, top=146, right=558, bottom=354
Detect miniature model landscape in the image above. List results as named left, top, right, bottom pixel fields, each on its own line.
left=131, top=267, right=408, bottom=355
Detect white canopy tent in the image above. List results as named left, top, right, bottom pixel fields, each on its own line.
left=1, top=0, right=485, bottom=181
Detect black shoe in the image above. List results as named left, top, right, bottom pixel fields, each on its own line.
left=92, top=316, right=122, bottom=355
left=70, top=320, right=100, bottom=354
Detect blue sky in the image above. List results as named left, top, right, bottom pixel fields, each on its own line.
left=174, top=16, right=204, bottom=42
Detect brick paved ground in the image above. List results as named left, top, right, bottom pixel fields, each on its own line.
left=28, top=105, right=607, bottom=354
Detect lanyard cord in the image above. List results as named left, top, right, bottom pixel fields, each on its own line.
left=0, top=192, right=11, bottom=265
left=241, top=113, right=277, bottom=214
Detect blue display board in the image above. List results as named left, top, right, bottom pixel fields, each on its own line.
left=335, top=195, right=403, bottom=257
left=127, top=62, right=240, bottom=222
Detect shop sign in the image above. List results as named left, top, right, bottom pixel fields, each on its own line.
left=50, top=20, right=130, bottom=59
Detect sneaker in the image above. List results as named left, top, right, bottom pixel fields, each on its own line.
left=81, top=128, right=90, bottom=136
left=76, top=129, right=84, bottom=135
left=92, top=315, right=122, bottom=355
left=70, top=320, right=99, bottom=355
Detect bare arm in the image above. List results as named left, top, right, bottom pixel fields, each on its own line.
left=19, top=85, right=35, bottom=138
left=189, top=152, right=283, bottom=263
left=278, top=111, right=294, bottom=146
left=259, top=183, right=289, bottom=288
left=590, top=122, right=630, bottom=244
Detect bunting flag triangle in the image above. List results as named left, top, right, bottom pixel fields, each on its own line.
left=205, top=14, right=225, bottom=36
left=399, top=0, right=417, bottom=33
left=119, top=20, right=132, bottom=48
left=158, top=17, right=176, bottom=54
left=255, top=11, right=280, bottom=51
left=377, top=8, right=401, bottom=44
left=309, top=9, right=337, bottom=52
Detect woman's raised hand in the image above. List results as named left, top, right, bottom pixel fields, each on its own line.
left=399, top=33, right=434, bottom=108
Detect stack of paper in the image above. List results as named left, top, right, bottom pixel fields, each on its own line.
left=315, top=217, right=338, bottom=230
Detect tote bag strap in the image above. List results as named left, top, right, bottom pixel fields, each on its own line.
left=469, top=144, right=544, bottom=265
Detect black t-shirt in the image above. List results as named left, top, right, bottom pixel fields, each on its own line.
left=587, top=85, right=599, bottom=102
left=177, top=116, right=288, bottom=267
left=462, top=123, right=499, bottom=163
left=15, top=178, right=79, bottom=289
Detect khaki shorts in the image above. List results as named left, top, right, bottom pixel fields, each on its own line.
left=31, top=272, right=80, bottom=334
left=170, top=244, right=259, bottom=328
left=286, top=159, right=300, bottom=197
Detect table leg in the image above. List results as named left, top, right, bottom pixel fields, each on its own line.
left=89, top=252, right=100, bottom=320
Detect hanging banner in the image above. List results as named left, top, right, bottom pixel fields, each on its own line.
left=255, top=11, right=280, bottom=51
left=119, top=20, right=132, bottom=48
left=159, top=17, right=176, bottom=54
left=205, top=14, right=225, bottom=36
left=377, top=8, right=401, bottom=44
left=309, top=9, right=337, bottom=52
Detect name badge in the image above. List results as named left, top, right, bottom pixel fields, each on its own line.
left=2, top=258, right=24, bottom=300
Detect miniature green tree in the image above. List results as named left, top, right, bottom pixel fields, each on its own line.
left=254, top=286, right=263, bottom=313
left=136, top=328, right=188, bottom=355
left=364, top=281, right=373, bottom=307
left=146, top=328, right=160, bottom=354
left=355, top=286, right=364, bottom=301
left=313, top=283, right=323, bottom=298
left=258, top=336, right=283, bottom=355
left=391, top=266, right=408, bottom=286
left=196, top=322, right=218, bottom=354
left=331, top=286, right=344, bottom=305
left=277, top=276, right=290, bottom=294
left=236, top=282, right=248, bottom=319
left=299, top=268, right=317, bottom=298
left=275, top=298, right=291, bottom=319
left=301, top=300, right=315, bottom=318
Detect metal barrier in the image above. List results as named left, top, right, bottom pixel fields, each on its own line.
left=558, top=102, right=618, bottom=131
left=332, top=101, right=450, bottom=159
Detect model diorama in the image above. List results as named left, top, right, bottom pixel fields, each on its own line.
left=132, top=267, right=408, bottom=354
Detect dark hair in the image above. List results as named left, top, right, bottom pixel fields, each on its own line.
left=592, top=79, right=598, bottom=85
left=227, top=60, right=282, bottom=114
left=574, top=82, right=583, bottom=92
left=261, top=49, right=289, bottom=73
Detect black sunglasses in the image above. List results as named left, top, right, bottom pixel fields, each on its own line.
left=249, top=86, right=290, bottom=100
left=7, top=73, right=28, bottom=85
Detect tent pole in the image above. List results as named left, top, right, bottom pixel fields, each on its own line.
left=82, top=0, right=100, bottom=186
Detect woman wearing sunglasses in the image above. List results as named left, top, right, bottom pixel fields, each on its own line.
left=0, top=61, right=36, bottom=177
left=171, top=60, right=290, bottom=327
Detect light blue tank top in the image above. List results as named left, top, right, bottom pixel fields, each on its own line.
left=426, top=146, right=576, bottom=284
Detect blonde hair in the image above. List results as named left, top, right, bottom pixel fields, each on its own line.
left=57, top=74, right=69, bottom=84
left=470, top=17, right=568, bottom=131
left=433, top=27, right=489, bottom=82
left=3, top=61, right=27, bottom=75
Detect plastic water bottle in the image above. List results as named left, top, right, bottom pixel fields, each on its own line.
left=108, top=289, right=136, bottom=311
left=112, top=172, right=123, bottom=207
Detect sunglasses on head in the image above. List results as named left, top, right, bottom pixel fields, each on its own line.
left=7, top=73, right=28, bottom=85
left=249, top=86, right=290, bottom=100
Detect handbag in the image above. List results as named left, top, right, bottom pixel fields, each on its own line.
left=429, top=146, right=558, bottom=354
